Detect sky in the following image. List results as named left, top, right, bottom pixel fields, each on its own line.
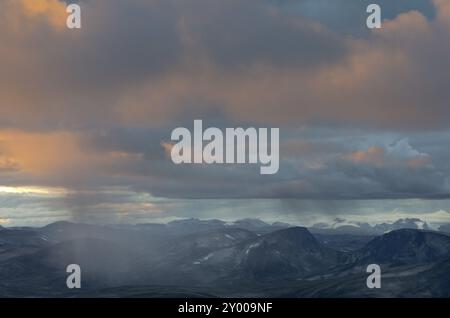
left=1, top=0, right=450, bottom=227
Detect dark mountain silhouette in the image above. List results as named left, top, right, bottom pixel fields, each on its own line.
left=373, top=218, right=431, bottom=233
left=354, top=229, right=450, bottom=265
left=178, top=227, right=344, bottom=283
left=237, top=227, right=342, bottom=279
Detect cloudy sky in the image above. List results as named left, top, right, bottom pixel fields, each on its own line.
left=1, top=0, right=450, bottom=227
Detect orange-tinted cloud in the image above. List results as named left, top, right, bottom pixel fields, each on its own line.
left=345, top=146, right=385, bottom=166
left=407, top=155, right=432, bottom=169
left=0, top=130, right=83, bottom=174
left=19, top=0, right=67, bottom=29
left=344, top=143, right=432, bottom=170
left=0, top=130, right=148, bottom=189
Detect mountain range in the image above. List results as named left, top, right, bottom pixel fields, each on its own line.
left=309, top=218, right=432, bottom=236
left=0, top=218, right=449, bottom=297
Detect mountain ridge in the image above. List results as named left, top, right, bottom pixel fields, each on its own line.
left=1, top=220, right=450, bottom=297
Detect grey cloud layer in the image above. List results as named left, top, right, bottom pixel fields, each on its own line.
left=1, top=0, right=450, bottom=206
left=64, top=127, right=450, bottom=200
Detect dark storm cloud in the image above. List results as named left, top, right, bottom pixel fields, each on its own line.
left=176, top=0, right=348, bottom=69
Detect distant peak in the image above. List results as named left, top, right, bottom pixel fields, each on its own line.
left=42, top=221, right=74, bottom=228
